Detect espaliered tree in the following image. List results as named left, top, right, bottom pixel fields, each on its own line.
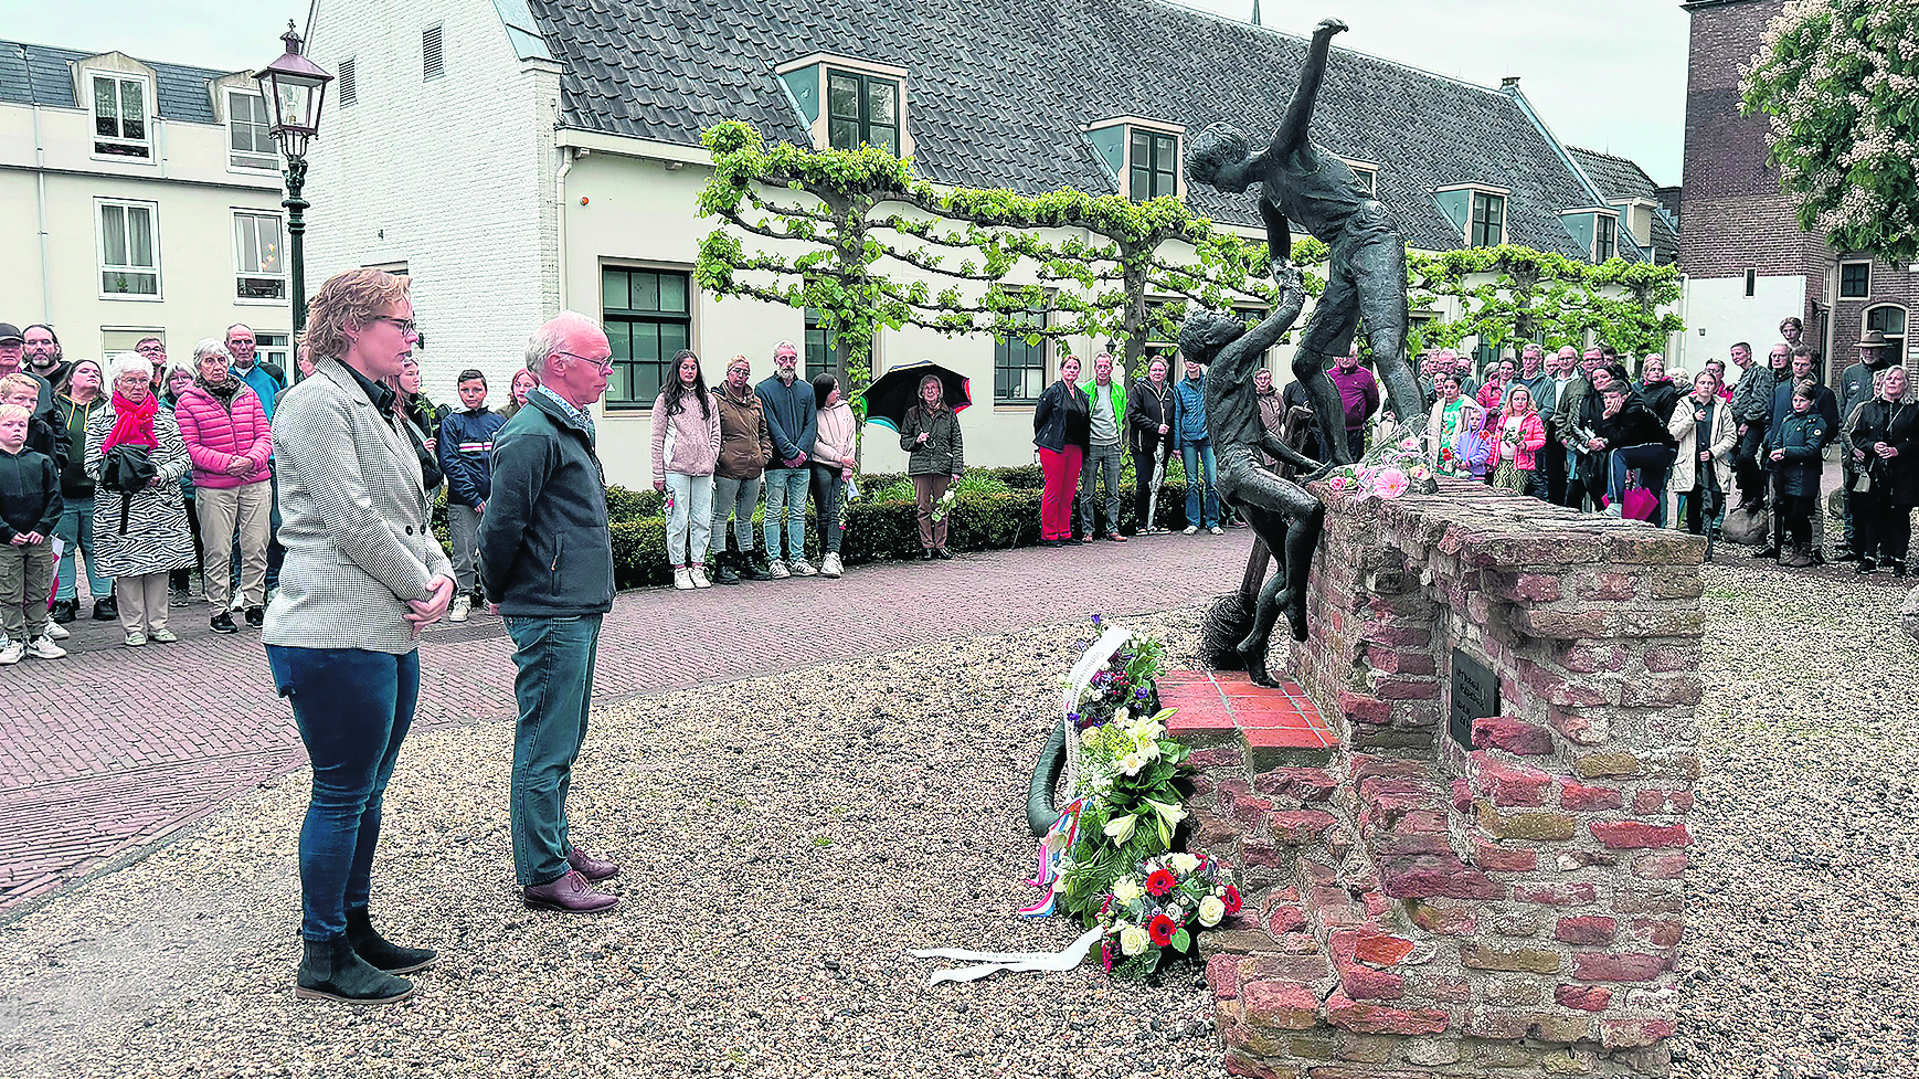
left=1405, top=246, right=1684, bottom=366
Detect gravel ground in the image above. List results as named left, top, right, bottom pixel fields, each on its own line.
left=1, top=562, right=1914, bottom=1078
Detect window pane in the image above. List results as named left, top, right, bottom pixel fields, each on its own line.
left=658, top=272, right=687, bottom=314
left=866, top=78, right=896, bottom=125
left=607, top=320, right=631, bottom=360
left=121, top=80, right=145, bottom=140
left=632, top=272, right=660, bottom=313
left=94, top=77, right=117, bottom=137
left=256, top=217, right=282, bottom=273
left=102, top=204, right=128, bottom=266
left=235, top=214, right=256, bottom=269
left=827, top=74, right=860, bottom=122
left=829, top=117, right=859, bottom=151
left=127, top=206, right=153, bottom=267
left=869, top=123, right=897, bottom=155
left=602, top=268, right=628, bottom=312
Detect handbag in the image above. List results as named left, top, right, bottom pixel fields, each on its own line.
left=1621, top=483, right=1658, bottom=522
left=96, top=444, right=158, bottom=535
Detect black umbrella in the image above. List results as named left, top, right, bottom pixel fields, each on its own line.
left=859, top=361, right=973, bottom=433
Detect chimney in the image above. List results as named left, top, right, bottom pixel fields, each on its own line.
left=1501, top=76, right=1521, bottom=89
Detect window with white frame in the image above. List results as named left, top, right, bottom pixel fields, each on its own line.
left=1594, top=213, right=1617, bottom=262
left=92, top=73, right=151, bottom=159
left=1469, top=191, right=1506, bottom=248
left=233, top=211, right=286, bottom=300
left=228, top=91, right=277, bottom=170
left=97, top=199, right=159, bottom=296
left=254, top=332, right=291, bottom=371
left=1352, top=167, right=1377, bottom=197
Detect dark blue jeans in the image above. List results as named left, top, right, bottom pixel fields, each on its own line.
left=505, top=614, right=603, bottom=887
left=267, top=645, right=420, bottom=940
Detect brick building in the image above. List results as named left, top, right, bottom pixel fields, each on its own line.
left=1676, top=0, right=1914, bottom=378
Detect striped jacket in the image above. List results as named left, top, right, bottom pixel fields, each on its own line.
left=262, top=358, right=453, bottom=655
left=438, top=407, right=508, bottom=508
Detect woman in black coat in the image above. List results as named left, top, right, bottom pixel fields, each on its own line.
left=1849, top=366, right=1917, bottom=575
left=1032, top=356, right=1090, bottom=547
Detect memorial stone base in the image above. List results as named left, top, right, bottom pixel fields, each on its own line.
left=1176, top=480, right=1702, bottom=1078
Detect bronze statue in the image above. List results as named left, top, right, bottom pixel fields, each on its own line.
left=1181, top=201, right=1326, bottom=687
left=1185, top=17, right=1425, bottom=465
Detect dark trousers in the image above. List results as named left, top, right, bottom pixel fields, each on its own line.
left=1565, top=451, right=1598, bottom=511
left=268, top=645, right=420, bottom=940
left=171, top=494, right=202, bottom=592
left=913, top=473, right=953, bottom=549
left=1777, top=493, right=1814, bottom=550
left=506, top=613, right=603, bottom=887
left=1542, top=427, right=1568, bottom=505
left=1733, top=423, right=1768, bottom=507
left=808, top=463, right=845, bottom=555
left=1855, top=489, right=1913, bottom=566
left=1608, top=444, right=1675, bottom=528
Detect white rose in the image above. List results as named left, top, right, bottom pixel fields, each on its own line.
left=1119, top=925, right=1150, bottom=956
left=1111, top=877, right=1143, bottom=904
left=1113, top=707, right=1131, bottom=726
left=1198, top=895, right=1226, bottom=927
left=1170, top=853, right=1200, bottom=875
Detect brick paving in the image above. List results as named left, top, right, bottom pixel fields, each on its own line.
left=0, top=531, right=1255, bottom=916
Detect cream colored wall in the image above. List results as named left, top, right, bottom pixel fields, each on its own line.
left=0, top=99, right=289, bottom=359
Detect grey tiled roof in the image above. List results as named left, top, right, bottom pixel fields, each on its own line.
left=525, top=0, right=1607, bottom=258
left=1568, top=146, right=1682, bottom=264
left=0, top=40, right=234, bottom=125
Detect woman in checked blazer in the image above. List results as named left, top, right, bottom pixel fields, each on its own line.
left=263, top=268, right=455, bottom=1005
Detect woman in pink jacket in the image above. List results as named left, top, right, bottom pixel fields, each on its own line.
left=1485, top=382, right=1548, bottom=498
left=650, top=350, right=722, bottom=590
left=173, top=338, right=274, bottom=631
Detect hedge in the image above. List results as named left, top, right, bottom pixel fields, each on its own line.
left=436, top=462, right=1201, bottom=590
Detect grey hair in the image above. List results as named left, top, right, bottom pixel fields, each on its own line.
left=524, top=310, right=605, bottom=373
left=104, top=352, right=151, bottom=386
left=163, top=358, right=197, bottom=385
left=772, top=340, right=799, bottom=360
left=190, top=337, right=231, bottom=367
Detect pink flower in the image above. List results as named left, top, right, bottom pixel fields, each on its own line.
left=1328, top=475, right=1352, bottom=492
left=1373, top=468, right=1410, bottom=499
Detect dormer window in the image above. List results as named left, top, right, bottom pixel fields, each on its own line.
left=1594, top=213, right=1617, bottom=261
left=92, top=73, right=151, bottom=159
left=1083, top=117, right=1185, bottom=200
left=1558, top=207, right=1623, bottom=263
left=1341, top=158, right=1378, bottom=198
left=777, top=55, right=912, bottom=157
left=227, top=91, right=278, bottom=171
left=1470, top=192, right=1505, bottom=248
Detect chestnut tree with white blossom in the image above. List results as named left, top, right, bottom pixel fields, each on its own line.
left=1740, top=0, right=1919, bottom=265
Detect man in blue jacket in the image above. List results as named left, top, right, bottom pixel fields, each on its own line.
left=439, top=369, right=509, bottom=620
left=479, top=312, right=621, bottom=915
left=755, top=342, right=817, bottom=577
left=1173, top=358, right=1221, bottom=534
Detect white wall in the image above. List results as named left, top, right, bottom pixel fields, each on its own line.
left=304, top=0, right=561, bottom=402
left=1674, top=273, right=1807, bottom=381
left=0, top=97, right=287, bottom=359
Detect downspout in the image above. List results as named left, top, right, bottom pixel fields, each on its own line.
left=22, top=46, right=52, bottom=317
left=555, top=144, right=575, bottom=311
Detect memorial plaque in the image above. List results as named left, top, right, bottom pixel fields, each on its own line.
left=1449, top=648, right=1498, bottom=748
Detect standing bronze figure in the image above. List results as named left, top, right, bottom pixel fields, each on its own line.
left=1185, top=17, right=1425, bottom=465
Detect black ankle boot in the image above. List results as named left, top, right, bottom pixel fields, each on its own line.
left=344, top=908, right=437, bottom=974
left=296, top=935, right=416, bottom=1004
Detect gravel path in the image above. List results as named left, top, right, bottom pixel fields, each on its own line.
left=0, top=563, right=1913, bottom=1078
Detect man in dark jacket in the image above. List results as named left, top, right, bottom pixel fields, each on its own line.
left=710, top=355, right=774, bottom=583
left=1126, top=354, right=1177, bottom=534
left=1834, top=330, right=1896, bottom=559
left=755, top=342, right=817, bottom=577
left=479, top=313, right=620, bottom=915
left=1590, top=379, right=1676, bottom=526
left=1725, top=341, right=1775, bottom=509
left=439, top=369, right=509, bottom=621
left=1634, top=354, right=1682, bottom=428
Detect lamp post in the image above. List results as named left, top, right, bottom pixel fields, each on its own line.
left=254, top=22, right=331, bottom=374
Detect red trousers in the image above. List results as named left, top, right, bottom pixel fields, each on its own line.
left=1039, top=446, right=1083, bottom=540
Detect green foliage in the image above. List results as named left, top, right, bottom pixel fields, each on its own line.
left=1404, top=246, right=1685, bottom=363
left=1057, top=709, right=1193, bottom=926
left=1741, top=1, right=1919, bottom=266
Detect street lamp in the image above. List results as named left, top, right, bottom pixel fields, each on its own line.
left=254, top=21, right=331, bottom=365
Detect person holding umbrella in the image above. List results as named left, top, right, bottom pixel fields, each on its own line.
left=898, top=373, right=964, bottom=559
left=1033, top=356, right=1091, bottom=548
left=1127, top=354, right=1176, bottom=535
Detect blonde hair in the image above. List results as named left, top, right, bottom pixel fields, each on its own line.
left=0, top=373, right=38, bottom=400
left=0, top=403, right=30, bottom=424
left=300, top=268, right=411, bottom=362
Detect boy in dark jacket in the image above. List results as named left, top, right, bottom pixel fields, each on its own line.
left=1592, top=380, right=1677, bottom=526
left=1763, top=383, right=1829, bottom=567
left=0, top=403, right=65, bottom=663
left=438, top=369, right=509, bottom=621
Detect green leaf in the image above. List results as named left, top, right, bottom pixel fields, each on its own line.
left=1172, top=928, right=1192, bottom=952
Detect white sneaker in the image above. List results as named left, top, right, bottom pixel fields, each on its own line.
left=1603, top=504, right=1624, bottom=519
left=26, top=635, right=67, bottom=660
left=45, top=622, right=70, bottom=641
left=448, top=594, right=471, bottom=622
left=689, top=565, right=711, bottom=589
left=1209, top=525, right=1224, bottom=535
left=820, top=552, right=843, bottom=578
left=0, top=639, right=20, bottom=665
left=767, top=559, right=791, bottom=580
left=790, top=559, right=818, bottom=577
left=673, top=567, right=695, bottom=590
left=1182, top=525, right=1199, bottom=536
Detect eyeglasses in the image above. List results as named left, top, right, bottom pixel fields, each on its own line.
left=371, top=316, right=420, bottom=336
left=135, top=343, right=166, bottom=353
left=557, top=350, right=615, bottom=373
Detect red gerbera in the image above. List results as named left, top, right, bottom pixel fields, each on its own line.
left=1148, top=914, right=1178, bottom=947
left=1223, top=885, right=1242, bottom=915
left=1146, top=869, right=1178, bottom=897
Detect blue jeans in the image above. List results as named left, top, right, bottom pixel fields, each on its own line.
left=1181, top=441, right=1219, bottom=528
left=761, top=467, right=809, bottom=562
left=54, top=496, right=111, bottom=602
left=505, top=614, right=603, bottom=887
left=1607, top=444, right=1675, bottom=528
left=267, top=646, right=420, bottom=940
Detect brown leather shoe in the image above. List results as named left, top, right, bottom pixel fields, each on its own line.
left=566, top=847, right=619, bottom=882
left=523, top=869, right=619, bottom=913
left=1105, top=532, right=1127, bottom=542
